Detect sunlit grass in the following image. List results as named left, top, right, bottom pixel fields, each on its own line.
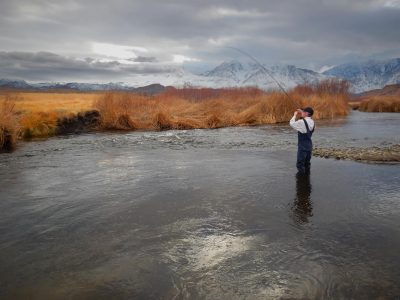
left=358, top=96, right=400, bottom=112
left=94, top=79, right=350, bottom=131
left=0, top=91, right=97, bottom=140
left=0, top=91, right=96, bottom=114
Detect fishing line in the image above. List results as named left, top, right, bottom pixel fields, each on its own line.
left=226, top=46, right=294, bottom=102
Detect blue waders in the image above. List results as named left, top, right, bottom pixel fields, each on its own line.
left=296, top=119, right=314, bottom=174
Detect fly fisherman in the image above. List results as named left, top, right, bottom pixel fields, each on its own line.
left=290, top=107, right=315, bottom=174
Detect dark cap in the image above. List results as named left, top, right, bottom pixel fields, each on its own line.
left=302, top=107, right=314, bottom=116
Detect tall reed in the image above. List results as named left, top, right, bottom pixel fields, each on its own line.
left=359, top=96, right=400, bottom=112
left=94, top=80, right=350, bottom=131
left=0, top=96, right=20, bottom=151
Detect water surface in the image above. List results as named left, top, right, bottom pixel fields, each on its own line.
left=0, top=111, right=399, bottom=299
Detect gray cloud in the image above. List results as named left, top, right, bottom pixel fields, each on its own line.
left=0, top=51, right=177, bottom=82
left=0, top=0, right=400, bottom=81
left=130, top=56, right=158, bottom=63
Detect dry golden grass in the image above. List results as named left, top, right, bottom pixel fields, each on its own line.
left=0, top=91, right=96, bottom=114
left=94, top=79, right=350, bottom=131
left=0, top=91, right=97, bottom=138
left=0, top=80, right=350, bottom=146
left=19, top=111, right=61, bottom=138
left=358, top=96, right=400, bottom=112
left=0, top=97, right=20, bottom=151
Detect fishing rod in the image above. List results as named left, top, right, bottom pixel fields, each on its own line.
left=227, top=46, right=294, bottom=102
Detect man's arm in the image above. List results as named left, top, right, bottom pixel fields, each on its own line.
left=289, top=111, right=306, bottom=133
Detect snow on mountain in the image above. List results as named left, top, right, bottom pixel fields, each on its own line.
left=242, top=64, right=327, bottom=89
left=33, top=81, right=135, bottom=91
left=196, top=60, right=328, bottom=90
left=323, top=58, right=400, bottom=93
left=0, top=62, right=333, bottom=91
left=2, top=57, right=400, bottom=93
left=0, top=79, right=168, bottom=94
left=0, top=79, right=31, bottom=89
left=0, top=79, right=135, bottom=91
left=120, top=60, right=330, bottom=90
left=203, top=60, right=246, bottom=83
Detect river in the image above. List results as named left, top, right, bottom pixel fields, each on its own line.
left=0, top=111, right=399, bottom=299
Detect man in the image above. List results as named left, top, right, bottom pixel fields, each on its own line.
left=289, top=107, right=315, bottom=174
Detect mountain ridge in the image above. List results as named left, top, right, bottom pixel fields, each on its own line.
left=323, top=57, right=400, bottom=93
left=1, top=57, right=400, bottom=93
left=0, top=79, right=168, bottom=95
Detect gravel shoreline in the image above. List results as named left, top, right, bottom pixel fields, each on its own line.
left=313, top=144, right=400, bottom=163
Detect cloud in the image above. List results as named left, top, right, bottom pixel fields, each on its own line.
left=92, top=42, right=148, bottom=59
left=172, top=55, right=199, bottom=63
left=0, top=0, right=399, bottom=78
left=383, top=0, right=400, bottom=8
left=130, top=56, right=158, bottom=63
left=0, top=51, right=177, bottom=82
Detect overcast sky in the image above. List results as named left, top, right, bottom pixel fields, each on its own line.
left=1, top=0, right=400, bottom=82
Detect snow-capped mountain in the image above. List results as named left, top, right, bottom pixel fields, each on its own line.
left=0, top=79, right=136, bottom=91
left=200, top=60, right=328, bottom=90
left=0, top=61, right=328, bottom=92
left=203, top=61, right=246, bottom=83
left=0, top=79, right=32, bottom=89
left=0, top=79, right=168, bottom=95
left=2, top=58, right=400, bottom=93
left=323, top=58, right=400, bottom=93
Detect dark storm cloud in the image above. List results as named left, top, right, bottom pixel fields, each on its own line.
left=0, top=0, right=400, bottom=80
left=0, top=51, right=176, bottom=81
left=130, top=56, right=158, bottom=63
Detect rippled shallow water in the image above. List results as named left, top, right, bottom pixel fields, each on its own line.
left=0, top=111, right=399, bottom=299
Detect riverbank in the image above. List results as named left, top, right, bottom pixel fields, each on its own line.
left=350, top=84, right=400, bottom=112
left=314, top=144, right=400, bottom=163
left=0, top=80, right=350, bottom=152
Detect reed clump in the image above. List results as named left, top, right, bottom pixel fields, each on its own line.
left=20, top=111, right=60, bottom=138
left=0, top=97, right=20, bottom=151
left=94, top=80, right=350, bottom=131
left=358, top=96, right=400, bottom=112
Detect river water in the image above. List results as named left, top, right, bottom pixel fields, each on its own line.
left=0, top=111, right=399, bottom=299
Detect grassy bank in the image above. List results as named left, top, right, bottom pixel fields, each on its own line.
left=0, top=91, right=97, bottom=142
left=95, top=79, right=350, bottom=131
left=358, top=96, right=400, bottom=112
left=6, top=91, right=96, bottom=113
left=0, top=79, right=350, bottom=151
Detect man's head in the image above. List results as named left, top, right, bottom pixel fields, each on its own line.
left=302, top=107, right=314, bottom=117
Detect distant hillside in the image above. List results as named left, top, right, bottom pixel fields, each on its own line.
left=355, top=83, right=400, bottom=98
left=2, top=57, right=400, bottom=94
left=0, top=79, right=168, bottom=95
left=324, top=58, right=400, bottom=93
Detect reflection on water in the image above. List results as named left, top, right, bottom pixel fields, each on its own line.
left=0, top=112, right=400, bottom=299
left=291, top=173, right=313, bottom=224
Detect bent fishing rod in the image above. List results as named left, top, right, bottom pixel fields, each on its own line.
left=226, top=46, right=294, bottom=102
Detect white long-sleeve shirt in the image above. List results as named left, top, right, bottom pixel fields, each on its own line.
left=289, top=116, right=315, bottom=134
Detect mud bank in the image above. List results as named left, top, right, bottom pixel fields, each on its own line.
left=313, top=144, right=400, bottom=163
left=0, top=130, right=16, bottom=152
left=56, top=110, right=100, bottom=135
